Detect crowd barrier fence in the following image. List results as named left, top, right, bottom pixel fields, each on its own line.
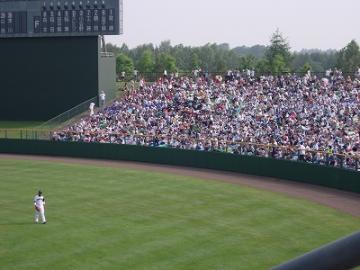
left=117, top=71, right=360, bottom=83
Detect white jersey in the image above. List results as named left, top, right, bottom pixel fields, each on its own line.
left=34, top=195, right=45, bottom=209
left=299, top=145, right=306, bottom=155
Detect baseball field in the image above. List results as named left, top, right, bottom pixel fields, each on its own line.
left=1, top=158, right=359, bottom=270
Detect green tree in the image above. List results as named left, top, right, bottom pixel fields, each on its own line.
left=300, top=62, right=312, bottom=74
left=155, top=53, right=177, bottom=72
left=109, top=38, right=345, bottom=75
left=232, top=45, right=267, bottom=59
left=158, top=40, right=172, bottom=54
left=191, top=53, right=200, bottom=69
left=271, top=55, right=289, bottom=74
left=256, top=59, right=270, bottom=74
left=106, top=43, right=121, bottom=55
left=119, top=43, right=130, bottom=55
left=239, top=55, right=257, bottom=70
left=215, top=53, right=227, bottom=72
left=138, top=49, right=155, bottom=73
left=336, top=40, right=360, bottom=72
left=116, top=53, right=134, bottom=74
left=265, top=29, right=292, bottom=73
left=171, top=44, right=193, bottom=71
left=198, top=44, right=216, bottom=71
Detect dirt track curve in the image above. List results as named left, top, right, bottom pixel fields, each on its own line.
left=1, top=154, right=359, bottom=217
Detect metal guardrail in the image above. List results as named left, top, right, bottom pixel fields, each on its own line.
left=272, top=231, right=360, bottom=270
left=117, top=71, right=360, bottom=82
left=0, top=129, right=53, bottom=140
left=100, top=52, right=114, bottom=57
left=37, top=96, right=98, bottom=129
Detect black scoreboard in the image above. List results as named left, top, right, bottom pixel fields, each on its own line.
left=0, top=0, right=122, bottom=37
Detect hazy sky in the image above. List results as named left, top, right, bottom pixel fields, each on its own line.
left=107, top=0, right=360, bottom=51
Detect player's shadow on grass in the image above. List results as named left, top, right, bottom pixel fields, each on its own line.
left=0, top=222, right=37, bottom=226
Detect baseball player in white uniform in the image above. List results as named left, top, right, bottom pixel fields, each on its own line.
left=34, top=190, right=46, bottom=224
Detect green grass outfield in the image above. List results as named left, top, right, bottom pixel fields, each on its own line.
left=0, top=159, right=359, bottom=270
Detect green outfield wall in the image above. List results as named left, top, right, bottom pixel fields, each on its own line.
left=0, top=37, right=116, bottom=121
left=0, top=139, right=359, bottom=193
left=0, top=37, right=99, bottom=121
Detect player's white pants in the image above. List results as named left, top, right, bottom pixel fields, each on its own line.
left=35, top=208, right=46, bottom=223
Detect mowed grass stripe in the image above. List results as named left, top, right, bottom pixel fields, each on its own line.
left=0, top=159, right=359, bottom=270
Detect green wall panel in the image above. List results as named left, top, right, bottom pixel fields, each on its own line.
left=0, top=139, right=359, bottom=193
left=0, top=36, right=99, bottom=121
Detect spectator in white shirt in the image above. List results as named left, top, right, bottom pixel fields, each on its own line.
left=89, top=102, right=95, bottom=116
left=298, top=142, right=306, bottom=161
left=99, top=91, right=106, bottom=107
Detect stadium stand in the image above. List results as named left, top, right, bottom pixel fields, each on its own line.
left=54, top=70, right=360, bottom=170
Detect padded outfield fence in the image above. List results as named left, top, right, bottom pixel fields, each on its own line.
left=0, top=129, right=360, bottom=171
left=0, top=129, right=359, bottom=172
left=0, top=138, right=359, bottom=193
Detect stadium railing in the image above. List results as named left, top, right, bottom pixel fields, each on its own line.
left=0, top=129, right=53, bottom=140
left=117, top=71, right=360, bottom=83
left=36, top=96, right=98, bottom=130
left=100, top=52, right=114, bottom=58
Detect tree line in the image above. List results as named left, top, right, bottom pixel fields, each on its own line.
left=107, top=30, right=360, bottom=75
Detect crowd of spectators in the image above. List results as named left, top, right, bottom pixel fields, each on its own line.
left=54, top=69, right=360, bottom=170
